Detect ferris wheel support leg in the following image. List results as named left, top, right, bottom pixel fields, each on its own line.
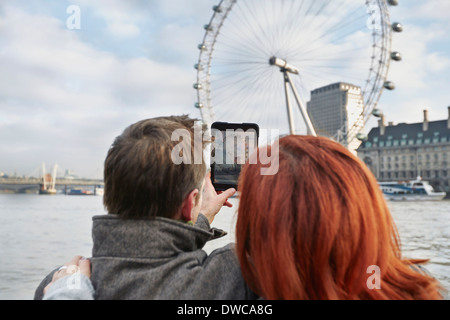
left=285, top=72, right=317, bottom=137
left=283, top=71, right=296, bottom=135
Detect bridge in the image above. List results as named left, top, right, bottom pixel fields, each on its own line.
left=0, top=177, right=104, bottom=194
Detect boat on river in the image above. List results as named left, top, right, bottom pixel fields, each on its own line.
left=67, top=188, right=94, bottom=196
left=379, top=177, right=446, bottom=201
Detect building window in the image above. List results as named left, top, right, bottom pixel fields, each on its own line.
left=364, top=157, right=373, bottom=166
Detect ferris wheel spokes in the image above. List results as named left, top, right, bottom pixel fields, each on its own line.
left=195, top=0, right=399, bottom=149
left=270, top=56, right=317, bottom=136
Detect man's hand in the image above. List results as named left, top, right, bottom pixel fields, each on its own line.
left=200, top=172, right=236, bottom=224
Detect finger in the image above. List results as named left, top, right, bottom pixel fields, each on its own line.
left=223, top=200, right=233, bottom=208
left=204, top=173, right=215, bottom=190
left=66, top=255, right=83, bottom=267
left=218, top=188, right=236, bottom=204
left=55, top=256, right=83, bottom=278
left=202, top=173, right=213, bottom=190
left=43, top=283, right=51, bottom=296
left=204, top=171, right=212, bottom=183
left=78, top=258, right=91, bottom=278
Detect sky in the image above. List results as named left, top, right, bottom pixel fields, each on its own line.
left=1, top=0, right=449, bottom=179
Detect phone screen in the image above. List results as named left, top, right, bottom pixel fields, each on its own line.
left=210, top=122, right=259, bottom=191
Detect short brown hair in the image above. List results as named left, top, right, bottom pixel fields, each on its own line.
left=103, top=115, right=207, bottom=219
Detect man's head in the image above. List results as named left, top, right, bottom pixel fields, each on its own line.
left=103, top=115, right=207, bottom=221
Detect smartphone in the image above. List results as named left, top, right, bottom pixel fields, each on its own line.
left=210, top=122, right=259, bottom=191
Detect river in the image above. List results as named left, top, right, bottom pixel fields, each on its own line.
left=0, top=194, right=448, bottom=300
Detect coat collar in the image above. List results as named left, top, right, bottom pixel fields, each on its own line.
left=92, top=214, right=219, bottom=259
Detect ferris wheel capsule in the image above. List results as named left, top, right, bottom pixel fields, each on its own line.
left=372, top=109, right=383, bottom=118
left=356, top=133, right=369, bottom=142
left=388, top=0, right=399, bottom=6
left=392, top=22, right=403, bottom=32
left=391, top=51, right=402, bottom=61
left=384, top=81, right=396, bottom=90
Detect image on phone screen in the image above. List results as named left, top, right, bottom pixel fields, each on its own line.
left=210, top=122, right=259, bottom=191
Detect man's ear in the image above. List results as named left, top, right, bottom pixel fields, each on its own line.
left=180, top=189, right=199, bottom=222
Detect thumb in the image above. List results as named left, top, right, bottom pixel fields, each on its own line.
left=79, top=258, right=91, bottom=278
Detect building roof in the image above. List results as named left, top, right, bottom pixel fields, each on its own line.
left=359, top=120, right=450, bottom=150
left=310, top=82, right=360, bottom=95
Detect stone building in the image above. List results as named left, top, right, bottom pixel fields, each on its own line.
left=357, top=107, right=450, bottom=194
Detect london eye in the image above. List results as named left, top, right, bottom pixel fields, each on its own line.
left=194, top=0, right=402, bottom=147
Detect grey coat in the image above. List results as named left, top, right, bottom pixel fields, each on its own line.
left=35, top=214, right=257, bottom=300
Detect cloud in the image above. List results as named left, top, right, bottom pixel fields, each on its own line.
left=394, top=0, right=450, bottom=22
left=1, top=0, right=448, bottom=176
left=0, top=4, right=201, bottom=177
left=106, top=21, right=141, bottom=38
left=376, top=1, right=450, bottom=123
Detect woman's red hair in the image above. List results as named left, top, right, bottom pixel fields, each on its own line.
left=236, top=135, right=443, bottom=300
